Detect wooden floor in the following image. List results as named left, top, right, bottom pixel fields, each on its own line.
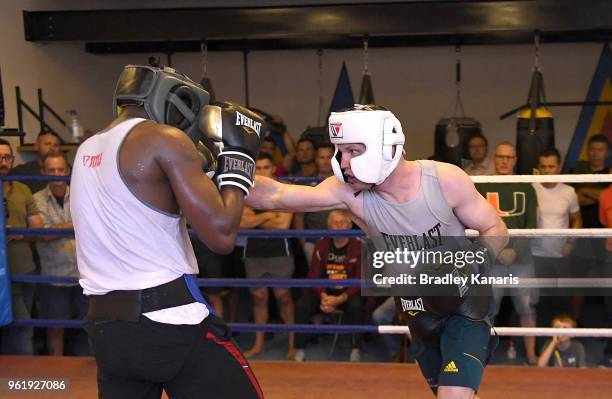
left=0, top=356, right=610, bottom=398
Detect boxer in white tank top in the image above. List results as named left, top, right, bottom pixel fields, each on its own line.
left=71, top=65, right=265, bottom=398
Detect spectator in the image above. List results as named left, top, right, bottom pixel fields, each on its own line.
left=189, top=236, right=248, bottom=324
left=314, top=144, right=334, bottom=178
left=259, top=136, right=294, bottom=177
left=597, top=184, right=612, bottom=367
left=33, top=152, right=87, bottom=355
left=241, top=153, right=295, bottom=357
left=571, top=134, right=610, bottom=320
left=265, top=115, right=295, bottom=160
left=462, top=135, right=494, bottom=176
left=573, top=134, right=610, bottom=219
left=293, top=138, right=317, bottom=177
left=476, top=142, right=538, bottom=365
left=190, top=238, right=226, bottom=317
left=532, top=148, right=582, bottom=323
left=372, top=297, right=404, bottom=362
left=293, top=144, right=335, bottom=265
left=0, top=138, right=43, bottom=355
left=224, top=238, right=247, bottom=324
left=64, top=129, right=94, bottom=166
left=11, top=131, right=61, bottom=194
left=537, top=314, right=586, bottom=368
left=293, top=210, right=363, bottom=362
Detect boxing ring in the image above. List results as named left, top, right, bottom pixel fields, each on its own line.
left=0, top=173, right=611, bottom=398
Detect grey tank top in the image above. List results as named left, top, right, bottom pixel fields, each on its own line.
left=363, top=160, right=465, bottom=240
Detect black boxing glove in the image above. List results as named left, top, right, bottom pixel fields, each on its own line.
left=199, top=101, right=265, bottom=196
left=195, top=140, right=218, bottom=179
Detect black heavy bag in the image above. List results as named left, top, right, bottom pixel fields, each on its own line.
left=200, top=76, right=216, bottom=103
left=516, top=107, right=555, bottom=174
left=433, top=117, right=483, bottom=166
left=358, top=73, right=375, bottom=105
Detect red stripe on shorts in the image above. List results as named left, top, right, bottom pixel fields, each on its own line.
left=206, top=332, right=264, bottom=398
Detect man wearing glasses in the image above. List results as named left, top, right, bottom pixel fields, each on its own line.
left=476, top=142, right=539, bottom=365
left=0, top=138, right=43, bottom=355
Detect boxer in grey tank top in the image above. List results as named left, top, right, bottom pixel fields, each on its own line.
left=249, top=105, right=508, bottom=399
left=363, top=160, right=493, bottom=342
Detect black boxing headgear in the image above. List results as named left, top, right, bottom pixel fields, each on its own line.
left=113, top=65, right=210, bottom=143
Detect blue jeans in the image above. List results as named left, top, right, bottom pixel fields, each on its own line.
left=1, top=282, right=34, bottom=355
left=490, top=262, right=536, bottom=318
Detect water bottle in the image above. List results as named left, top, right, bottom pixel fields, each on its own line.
left=506, top=339, right=517, bottom=360
left=67, top=109, right=84, bottom=139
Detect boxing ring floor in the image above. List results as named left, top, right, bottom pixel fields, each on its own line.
left=0, top=356, right=610, bottom=398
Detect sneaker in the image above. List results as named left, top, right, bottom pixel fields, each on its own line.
left=506, top=340, right=517, bottom=360
left=293, top=349, right=305, bottom=362
left=350, top=348, right=361, bottom=362
left=526, top=358, right=538, bottom=367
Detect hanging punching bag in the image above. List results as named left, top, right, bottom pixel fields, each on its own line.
left=200, top=40, right=216, bottom=103
left=200, top=77, right=216, bottom=103
left=434, top=117, right=483, bottom=166
left=516, top=108, right=555, bottom=174
left=515, top=67, right=555, bottom=175
left=359, top=73, right=375, bottom=105
left=358, top=36, right=375, bottom=105
left=433, top=48, right=483, bottom=166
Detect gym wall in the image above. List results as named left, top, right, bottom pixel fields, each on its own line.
left=0, top=0, right=602, bottom=162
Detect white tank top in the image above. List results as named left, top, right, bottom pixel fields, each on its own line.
left=70, top=118, right=208, bottom=324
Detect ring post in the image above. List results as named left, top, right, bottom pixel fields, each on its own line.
left=0, top=175, right=13, bottom=326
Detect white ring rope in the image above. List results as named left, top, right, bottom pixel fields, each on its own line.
left=495, top=278, right=612, bottom=288
left=380, top=173, right=612, bottom=338
left=378, top=326, right=612, bottom=337
left=299, top=173, right=612, bottom=339
left=467, top=228, right=612, bottom=237
left=470, top=174, right=612, bottom=183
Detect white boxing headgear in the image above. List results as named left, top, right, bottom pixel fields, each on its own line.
left=328, top=105, right=405, bottom=185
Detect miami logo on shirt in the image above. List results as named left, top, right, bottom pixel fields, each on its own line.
left=485, top=192, right=526, bottom=217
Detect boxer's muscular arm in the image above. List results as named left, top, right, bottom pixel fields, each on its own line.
left=438, top=163, right=508, bottom=255
left=248, top=175, right=358, bottom=214
left=155, top=126, right=244, bottom=254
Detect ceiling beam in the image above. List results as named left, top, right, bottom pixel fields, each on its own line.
left=23, top=1, right=612, bottom=52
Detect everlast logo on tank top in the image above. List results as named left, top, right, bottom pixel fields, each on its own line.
left=235, top=111, right=262, bottom=135
left=224, top=156, right=254, bottom=176
left=400, top=297, right=425, bottom=315
left=380, top=222, right=443, bottom=252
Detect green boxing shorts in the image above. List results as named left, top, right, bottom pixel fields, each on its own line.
left=411, top=315, right=497, bottom=394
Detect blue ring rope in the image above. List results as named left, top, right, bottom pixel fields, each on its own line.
left=10, top=318, right=379, bottom=334
left=10, top=274, right=365, bottom=288
left=2, top=174, right=369, bottom=333
left=6, top=227, right=365, bottom=238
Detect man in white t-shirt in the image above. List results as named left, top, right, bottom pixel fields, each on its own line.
left=532, top=148, right=582, bottom=322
